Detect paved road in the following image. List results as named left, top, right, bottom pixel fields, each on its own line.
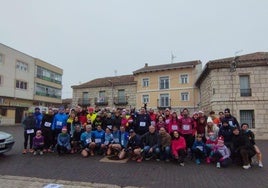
left=0, top=125, right=267, bottom=188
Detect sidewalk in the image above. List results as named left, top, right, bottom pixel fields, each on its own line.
left=0, top=175, right=141, bottom=188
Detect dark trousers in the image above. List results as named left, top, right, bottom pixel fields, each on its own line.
left=193, top=148, right=205, bottom=160
left=174, top=149, right=186, bottom=163
left=42, top=127, right=53, bottom=149
left=212, top=151, right=232, bottom=167
left=33, top=145, right=44, bottom=151
left=57, top=145, right=69, bottom=154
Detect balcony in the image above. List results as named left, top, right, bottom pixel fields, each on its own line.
left=78, top=98, right=91, bottom=107
left=94, top=97, right=108, bottom=106
left=157, top=99, right=171, bottom=110
left=114, top=96, right=128, bottom=105
left=240, top=89, right=252, bottom=97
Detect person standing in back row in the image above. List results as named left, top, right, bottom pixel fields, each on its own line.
left=22, top=110, right=36, bottom=154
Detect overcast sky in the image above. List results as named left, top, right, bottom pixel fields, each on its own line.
left=1, top=0, right=268, bottom=98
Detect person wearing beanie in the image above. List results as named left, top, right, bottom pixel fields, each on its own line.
left=221, top=108, right=240, bottom=129
left=57, top=127, right=71, bottom=155
left=205, top=116, right=219, bottom=140
left=211, top=136, right=232, bottom=168
left=33, top=130, right=44, bottom=155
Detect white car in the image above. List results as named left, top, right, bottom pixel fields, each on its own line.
left=0, top=131, right=15, bottom=154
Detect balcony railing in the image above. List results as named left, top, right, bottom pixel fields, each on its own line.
left=78, top=98, right=91, bottom=107
left=114, top=96, right=128, bottom=105
left=94, top=97, right=108, bottom=106
left=240, top=88, right=252, bottom=97
left=157, top=99, right=171, bottom=110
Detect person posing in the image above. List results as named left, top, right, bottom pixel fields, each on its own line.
left=33, top=130, right=45, bottom=155
left=192, top=134, right=207, bottom=165
left=57, top=127, right=71, bottom=155
left=205, top=117, right=219, bottom=140
left=222, top=108, right=240, bottom=129
left=231, top=127, right=256, bottom=169
left=40, top=108, right=54, bottom=152
left=218, top=120, right=233, bottom=149
left=167, top=111, right=180, bottom=134
left=92, top=125, right=105, bottom=155
left=134, top=107, right=151, bottom=136
left=241, top=123, right=263, bottom=168
left=52, top=106, right=68, bottom=150
left=92, top=115, right=103, bottom=131
left=34, top=107, right=43, bottom=131
left=71, top=125, right=82, bottom=154
left=22, top=110, right=36, bottom=154
left=156, top=127, right=171, bottom=162
left=119, top=129, right=143, bottom=162
left=141, top=125, right=159, bottom=161
left=171, top=130, right=186, bottom=166
left=103, top=128, right=114, bottom=155
left=179, top=108, right=195, bottom=154
left=155, top=116, right=166, bottom=132
left=205, top=132, right=218, bottom=164
left=80, top=125, right=95, bottom=157
left=210, top=136, right=231, bottom=168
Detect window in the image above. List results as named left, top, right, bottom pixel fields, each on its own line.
left=36, top=66, right=62, bottom=84
left=159, top=94, right=170, bottom=107
left=142, top=94, right=149, bottom=104
left=16, top=80, right=27, bottom=90
left=0, top=54, right=3, bottom=64
left=16, top=61, right=28, bottom=72
left=118, top=89, right=126, bottom=103
left=0, top=75, right=2, bottom=86
left=240, top=75, right=251, bottom=96
left=35, top=83, right=61, bottom=98
left=240, top=110, right=255, bottom=129
left=180, top=74, right=189, bottom=84
left=142, top=78, right=149, bottom=87
left=82, top=92, right=90, bottom=105
left=98, top=91, right=106, bottom=102
left=181, top=92, right=189, bottom=101
left=159, top=76, right=169, bottom=90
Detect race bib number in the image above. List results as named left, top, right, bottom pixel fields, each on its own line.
left=86, top=138, right=92, bottom=144
left=44, top=122, right=51, bottom=127
left=140, top=122, right=146, bottom=127
left=95, top=138, right=101, bottom=143
left=171, top=125, right=178, bottom=130
left=56, top=121, right=62, bottom=126
left=182, top=124, right=190, bottom=131
left=165, top=119, right=170, bottom=124
left=26, top=129, right=34, bottom=134
left=196, top=146, right=203, bottom=151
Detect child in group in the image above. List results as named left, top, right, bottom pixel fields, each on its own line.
left=192, top=134, right=207, bottom=165
left=211, top=136, right=232, bottom=168
left=57, top=127, right=71, bottom=155
left=33, top=130, right=44, bottom=155
left=205, top=132, right=218, bottom=163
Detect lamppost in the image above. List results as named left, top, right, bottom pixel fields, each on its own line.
left=108, top=80, right=114, bottom=107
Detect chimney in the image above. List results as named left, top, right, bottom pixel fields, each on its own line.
left=145, top=63, right=148, bottom=67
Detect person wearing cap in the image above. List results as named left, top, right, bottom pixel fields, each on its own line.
left=210, top=136, right=232, bottom=168
left=231, top=127, right=256, bottom=169
left=222, top=108, right=239, bottom=129
left=22, top=110, right=36, bottom=154
left=33, top=130, right=45, bottom=155
left=86, top=107, right=97, bottom=124
left=119, top=129, right=143, bottom=162
left=57, top=127, right=71, bottom=155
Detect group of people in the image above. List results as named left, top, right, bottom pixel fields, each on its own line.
left=21, top=105, right=263, bottom=169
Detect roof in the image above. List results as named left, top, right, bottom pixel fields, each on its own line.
left=71, top=75, right=136, bottom=89
left=133, top=60, right=201, bottom=75
left=195, top=52, right=268, bottom=87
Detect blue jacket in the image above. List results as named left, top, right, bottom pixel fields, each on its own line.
left=192, top=140, right=206, bottom=153
left=93, top=130, right=105, bottom=144
left=34, top=112, right=43, bottom=129
left=57, top=133, right=71, bottom=150
left=52, top=113, right=68, bottom=130
left=80, top=131, right=94, bottom=147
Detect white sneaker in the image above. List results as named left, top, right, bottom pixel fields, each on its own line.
left=40, top=151, right=43, bottom=155
left=243, top=164, right=251, bottom=169
left=216, top=162, right=221, bottom=168
left=258, top=162, right=263, bottom=168
left=179, top=162, right=184, bottom=167
left=33, top=151, right=37, bottom=156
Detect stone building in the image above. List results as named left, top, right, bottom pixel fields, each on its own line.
left=195, top=52, right=268, bottom=139
left=71, top=75, right=136, bottom=110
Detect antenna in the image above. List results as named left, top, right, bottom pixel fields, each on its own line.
left=171, top=51, right=176, bottom=63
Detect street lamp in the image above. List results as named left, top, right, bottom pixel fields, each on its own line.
left=108, top=80, right=114, bottom=107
